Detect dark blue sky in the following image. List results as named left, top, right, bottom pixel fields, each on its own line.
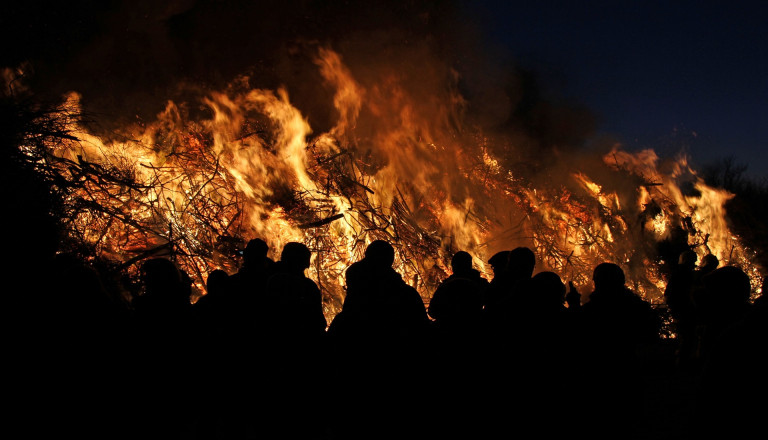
left=466, top=1, right=768, bottom=179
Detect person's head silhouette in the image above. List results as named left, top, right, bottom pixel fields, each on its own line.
left=699, top=254, right=719, bottom=273
left=531, top=271, right=566, bottom=308
left=206, top=269, right=229, bottom=295
left=592, top=262, right=625, bottom=293
left=508, top=247, right=536, bottom=280
left=280, top=242, right=312, bottom=273
left=488, top=250, right=511, bottom=277
left=703, top=266, right=751, bottom=307
left=243, top=238, right=269, bottom=265
left=141, top=257, right=182, bottom=294
left=365, top=240, right=395, bottom=268
left=451, top=251, right=473, bottom=274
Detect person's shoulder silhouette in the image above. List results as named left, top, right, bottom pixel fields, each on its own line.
left=328, top=239, right=428, bottom=348
left=266, top=242, right=327, bottom=342
left=697, top=253, right=719, bottom=277
left=130, top=258, right=197, bottom=416
left=428, top=251, right=487, bottom=332
left=582, top=262, right=661, bottom=348
left=229, top=238, right=275, bottom=295
left=664, top=250, right=698, bottom=319
left=694, top=267, right=765, bottom=438
left=193, top=269, right=231, bottom=337
left=508, top=247, right=536, bottom=282
left=529, top=271, right=567, bottom=312
left=577, top=262, right=662, bottom=436
left=327, top=241, right=430, bottom=440
left=694, top=265, right=753, bottom=367
left=482, top=250, right=511, bottom=313
left=132, top=258, right=190, bottom=320
left=484, top=246, right=537, bottom=333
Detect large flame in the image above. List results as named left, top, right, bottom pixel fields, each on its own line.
left=25, top=47, right=761, bottom=320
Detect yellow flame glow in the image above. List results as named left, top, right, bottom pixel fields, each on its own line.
left=36, top=48, right=762, bottom=319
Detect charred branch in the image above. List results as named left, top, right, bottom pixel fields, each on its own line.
left=298, top=213, right=345, bottom=229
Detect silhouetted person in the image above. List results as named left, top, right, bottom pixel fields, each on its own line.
left=228, top=238, right=276, bottom=304
left=253, top=242, right=328, bottom=439
left=30, top=254, right=136, bottom=439
left=665, top=250, right=697, bottom=314
left=693, top=267, right=766, bottom=438
left=207, top=268, right=231, bottom=291
left=503, top=270, right=584, bottom=436
left=132, top=257, right=193, bottom=333
left=224, top=238, right=277, bottom=347
left=582, top=262, right=661, bottom=346
left=232, top=238, right=275, bottom=280
left=482, top=250, right=511, bottom=312
left=191, top=270, right=245, bottom=440
left=527, top=271, right=584, bottom=368
left=579, top=262, right=662, bottom=438
left=526, top=271, right=583, bottom=343
left=692, top=265, right=753, bottom=371
left=130, top=257, right=198, bottom=439
left=192, top=269, right=233, bottom=370
left=265, top=241, right=327, bottom=346
left=483, top=246, right=536, bottom=337
left=423, top=251, right=490, bottom=438
left=479, top=247, right=539, bottom=428
left=190, top=244, right=279, bottom=439
left=494, top=269, right=574, bottom=351
left=697, top=253, right=719, bottom=278
left=508, top=246, right=537, bottom=287
left=194, top=269, right=231, bottom=335
left=327, top=240, right=429, bottom=440
left=428, top=251, right=488, bottom=342
left=664, top=249, right=699, bottom=371
left=328, top=239, right=429, bottom=350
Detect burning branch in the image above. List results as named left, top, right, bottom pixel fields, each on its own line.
left=9, top=48, right=761, bottom=316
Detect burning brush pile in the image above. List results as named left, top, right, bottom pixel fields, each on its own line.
left=4, top=47, right=762, bottom=322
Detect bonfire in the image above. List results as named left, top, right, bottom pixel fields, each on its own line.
left=5, top=47, right=762, bottom=323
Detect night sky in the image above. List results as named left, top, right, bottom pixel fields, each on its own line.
left=466, top=1, right=768, bottom=179
left=4, top=0, right=767, bottom=179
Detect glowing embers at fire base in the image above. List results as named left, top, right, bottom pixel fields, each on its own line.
left=38, top=47, right=760, bottom=319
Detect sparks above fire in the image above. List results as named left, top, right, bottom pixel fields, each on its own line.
left=14, top=48, right=761, bottom=320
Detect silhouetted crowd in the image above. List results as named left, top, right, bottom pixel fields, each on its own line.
left=8, top=239, right=767, bottom=439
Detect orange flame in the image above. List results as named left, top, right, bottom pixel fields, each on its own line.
left=39, top=47, right=761, bottom=320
